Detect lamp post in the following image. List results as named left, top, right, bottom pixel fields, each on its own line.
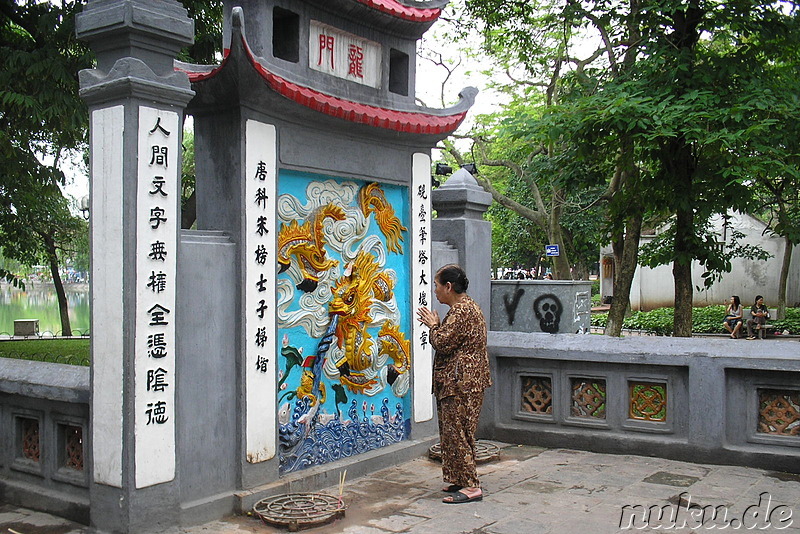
left=79, top=195, right=90, bottom=220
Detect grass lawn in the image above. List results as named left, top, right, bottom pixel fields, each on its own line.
left=0, top=339, right=90, bottom=366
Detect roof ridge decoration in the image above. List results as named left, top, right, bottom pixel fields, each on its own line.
left=175, top=7, right=477, bottom=136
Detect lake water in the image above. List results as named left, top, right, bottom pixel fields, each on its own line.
left=0, top=283, right=90, bottom=335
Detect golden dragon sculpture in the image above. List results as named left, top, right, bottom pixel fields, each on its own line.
left=377, top=322, right=411, bottom=386
left=328, top=250, right=395, bottom=393
left=358, top=183, right=407, bottom=254
left=277, top=203, right=346, bottom=292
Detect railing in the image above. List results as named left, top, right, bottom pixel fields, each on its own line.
left=0, top=329, right=91, bottom=339
left=0, top=358, right=90, bottom=524
left=483, top=332, right=800, bottom=473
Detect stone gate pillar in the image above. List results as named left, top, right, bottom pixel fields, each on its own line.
left=76, top=1, right=194, bottom=532
left=431, top=168, right=493, bottom=325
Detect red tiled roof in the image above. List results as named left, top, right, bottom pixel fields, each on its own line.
left=354, top=0, right=441, bottom=22
left=178, top=41, right=468, bottom=135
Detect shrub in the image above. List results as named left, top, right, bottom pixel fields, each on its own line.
left=590, top=306, right=799, bottom=335
left=772, top=307, right=800, bottom=335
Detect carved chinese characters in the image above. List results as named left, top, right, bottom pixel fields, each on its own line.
left=411, top=153, right=434, bottom=423
left=309, top=21, right=381, bottom=89
left=134, top=107, right=179, bottom=488
left=244, top=121, right=278, bottom=463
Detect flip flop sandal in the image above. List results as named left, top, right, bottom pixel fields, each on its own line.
left=442, top=484, right=463, bottom=493
left=443, top=490, right=483, bottom=504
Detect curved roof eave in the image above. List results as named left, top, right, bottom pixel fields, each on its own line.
left=175, top=7, right=476, bottom=137
left=316, top=0, right=447, bottom=23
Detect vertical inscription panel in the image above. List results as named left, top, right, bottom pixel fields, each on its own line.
left=412, top=153, right=433, bottom=423
left=134, top=107, right=179, bottom=488
left=91, top=105, right=125, bottom=487
left=245, top=120, right=278, bottom=463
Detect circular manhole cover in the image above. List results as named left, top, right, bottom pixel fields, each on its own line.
left=253, top=492, right=345, bottom=531
left=428, top=440, right=501, bottom=463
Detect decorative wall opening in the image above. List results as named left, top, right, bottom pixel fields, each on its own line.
left=61, top=424, right=84, bottom=471
left=273, top=7, right=300, bottom=63
left=628, top=382, right=667, bottom=422
left=389, top=49, right=409, bottom=96
left=758, top=389, right=800, bottom=436
left=571, top=378, right=606, bottom=419
left=520, top=376, right=552, bottom=414
left=19, top=417, right=40, bottom=462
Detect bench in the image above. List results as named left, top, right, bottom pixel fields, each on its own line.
left=746, top=309, right=777, bottom=339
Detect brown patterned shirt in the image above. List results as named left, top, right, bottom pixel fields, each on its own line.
left=430, top=295, right=492, bottom=399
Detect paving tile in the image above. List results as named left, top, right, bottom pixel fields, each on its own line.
left=367, top=513, right=430, bottom=532
left=485, top=515, right=551, bottom=534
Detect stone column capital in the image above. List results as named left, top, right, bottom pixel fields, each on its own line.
left=432, top=168, right=492, bottom=219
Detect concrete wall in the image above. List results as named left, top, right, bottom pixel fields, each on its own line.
left=490, top=280, right=593, bottom=334
left=481, top=332, right=800, bottom=473
left=0, top=358, right=90, bottom=524
left=175, top=231, right=239, bottom=523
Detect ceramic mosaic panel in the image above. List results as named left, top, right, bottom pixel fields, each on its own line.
left=629, top=382, right=667, bottom=422
left=571, top=378, right=606, bottom=419
left=521, top=376, right=553, bottom=415
left=276, top=170, right=412, bottom=474
left=758, top=389, right=800, bottom=436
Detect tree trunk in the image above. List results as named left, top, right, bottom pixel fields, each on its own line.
left=43, top=233, right=72, bottom=336
left=667, top=4, right=701, bottom=337
left=605, top=210, right=644, bottom=336
left=181, top=190, right=197, bottom=229
left=672, top=205, right=694, bottom=337
left=548, top=200, right=573, bottom=279
left=604, top=135, right=643, bottom=337
left=776, top=237, right=792, bottom=320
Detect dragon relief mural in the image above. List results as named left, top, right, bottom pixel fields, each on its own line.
left=275, top=173, right=413, bottom=474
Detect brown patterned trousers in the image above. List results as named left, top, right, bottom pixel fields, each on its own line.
left=436, top=390, right=485, bottom=488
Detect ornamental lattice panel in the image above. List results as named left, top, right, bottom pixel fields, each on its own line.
left=571, top=379, right=606, bottom=418
left=629, top=382, right=667, bottom=422
left=21, top=418, right=40, bottom=462
left=65, top=425, right=84, bottom=470
left=758, top=389, right=800, bottom=436
left=521, top=376, right=552, bottom=414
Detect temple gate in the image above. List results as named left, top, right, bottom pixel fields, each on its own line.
left=77, top=0, right=476, bottom=531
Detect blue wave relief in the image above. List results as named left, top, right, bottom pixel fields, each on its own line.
left=279, top=397, right=410, bottom=474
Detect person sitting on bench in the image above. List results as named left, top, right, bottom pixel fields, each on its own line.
left=746, top=295, right=770, bottom=340
left=723, top=295, right=744, bottom=339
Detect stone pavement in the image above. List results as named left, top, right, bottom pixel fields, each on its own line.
left=3, top=444, right=800, bottom=533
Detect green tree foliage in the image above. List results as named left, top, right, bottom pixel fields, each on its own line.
left=461, top=0, right=800, bottom=336
left=0, top=0, right=223, bottom=327
left=0, top=0, right=92, bottom=298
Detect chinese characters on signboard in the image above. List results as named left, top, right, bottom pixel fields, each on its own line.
left=245, top=120, right=278, bottom=463
left=309, top=20, right=381, bottom=89
left=135, top=107, right=178, bottom=488
left=411, top=153, right=434, bottom=423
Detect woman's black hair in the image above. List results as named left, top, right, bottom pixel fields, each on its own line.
left=732, top=295, right=741, bottom=308
left=754, top=295, right=763, bottom=304
left=436, top=264, right=469, bottom=294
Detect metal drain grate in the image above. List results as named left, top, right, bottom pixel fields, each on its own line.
left=429, top=440, right=501, bottom=463
left=253, top=492, right=346, bottom=531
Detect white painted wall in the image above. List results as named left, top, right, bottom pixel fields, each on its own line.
left=600, top=212, right=800, bottom=311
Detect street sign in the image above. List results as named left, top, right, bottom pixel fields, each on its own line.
left=545, top=244, right=560, bottom=257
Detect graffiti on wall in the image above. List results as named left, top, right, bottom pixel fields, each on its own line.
left=533, top=294, right=562, bottom=333
left=502, top=286, right=525, bottom=326
left=275, top=171, right=412, bottom=474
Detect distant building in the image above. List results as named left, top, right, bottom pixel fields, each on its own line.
left=599, top=212, right=800, bottom=311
